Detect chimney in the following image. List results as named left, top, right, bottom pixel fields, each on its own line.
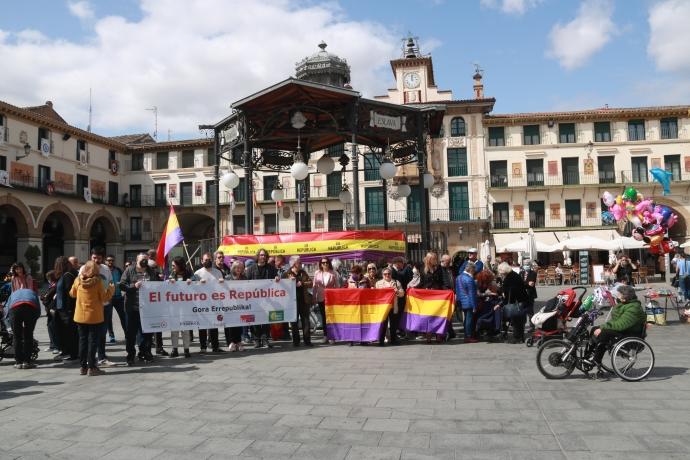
left=473, top=71, right=484, bottom=99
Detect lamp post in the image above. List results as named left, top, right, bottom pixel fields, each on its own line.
left=220, top=168, right=240, bottom=236
left=271, top=182, right=284, bottom=233
left=16, top=143, right=31, bottom=161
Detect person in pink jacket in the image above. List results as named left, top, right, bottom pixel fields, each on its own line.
left=312, top=257, right=340, bottom=344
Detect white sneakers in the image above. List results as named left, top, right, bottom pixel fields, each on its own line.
left=228, top=343, right=245, bottom=352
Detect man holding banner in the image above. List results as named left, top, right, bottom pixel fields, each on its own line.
left=245, top=248, right=280, bottom=348
left=194, top=252, right=224, bottom=353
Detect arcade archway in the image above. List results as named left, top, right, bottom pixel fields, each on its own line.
left=42, top=211, right=76, bottom=272
left=89, top=216, right=118, bottom=253
left=0, top=203, right=30, bottom=275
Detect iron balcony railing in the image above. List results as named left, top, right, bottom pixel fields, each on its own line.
left=487, top=169, right=690, bottom=188
left=492, top=215, right=609, bottom=230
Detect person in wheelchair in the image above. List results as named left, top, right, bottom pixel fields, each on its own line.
left=589, top=284, right=646, bottom=367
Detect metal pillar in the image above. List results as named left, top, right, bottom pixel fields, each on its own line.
left=213, top=128, right=220, bottom=242
left=417, top=112, right=430, bottom=251
left=382, top=178, right=388, bottom=230
left=243, top=118, right=253, bottom=235
left=351, top=102, right=360, bottom=230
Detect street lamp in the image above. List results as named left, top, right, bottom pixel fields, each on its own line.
left=316, top=153, right=335, bottom=175
left=396, top=181, right=411, bottom=198
left=220, top=169, right=240, bottom=189
left=271, top=183, right=284, bottom=233
left=338, top=184, right=352, bottom=204
left=379, top=158, right=396, bottom=180
left=423, top=172, right=434, bottom=189
left=16, top=143, right=31, bottom=160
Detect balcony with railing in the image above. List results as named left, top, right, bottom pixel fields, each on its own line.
left=487, top=169, right=678, bottom=189
left=492, top=214, right=611, bottom=231
left=348, top=207, right=489, bottom=228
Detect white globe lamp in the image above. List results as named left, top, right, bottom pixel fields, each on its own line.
left=271, top=187, right=284, bottom=202
left=423, top=172, right=434, bottom=189
left=316, top=155, right=335, bottom=175
left=291, top=160, right=309, bottom=181
left=220, top=170, right=240, bottom=189
left=338, top=186, right=352, bottom=204
left=397, top=183, right=411, bottom=198
left=379, top=159, right=396, bottom=180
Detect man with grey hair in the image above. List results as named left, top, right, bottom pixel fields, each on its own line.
left=120, top=252, right=158, bottom=366
left=456, top=261, right=479, bottom=343
left=588, top=284, right=646, bottom=369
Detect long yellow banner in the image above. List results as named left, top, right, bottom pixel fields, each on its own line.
left=218, top=238, right=406, bottom=257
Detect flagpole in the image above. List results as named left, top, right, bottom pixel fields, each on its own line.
left=182, top=240, right=194, bottom=271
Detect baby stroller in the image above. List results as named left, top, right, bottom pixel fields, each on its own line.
left=525, top=286, right=586, bottom=347
left=0, top=314, right=40, bottom=363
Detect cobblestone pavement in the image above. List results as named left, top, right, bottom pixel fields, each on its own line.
left=1, top=283, right=689, bottom=459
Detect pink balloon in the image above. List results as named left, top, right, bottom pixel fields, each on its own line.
left=611, top=204, right=625, bottom=221
left=666, top=213, right=678, bottom=229
left=635, top=199, right=653, bottom=214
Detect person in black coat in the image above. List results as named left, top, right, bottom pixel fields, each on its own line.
left=420, top=252, right=444, bottom=290
left=244, top=248, right=279, bottom=348
left=390, top=256, right=412, bottom=340
left=497, top=262, right=529, bottom=343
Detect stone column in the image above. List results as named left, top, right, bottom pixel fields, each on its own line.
left=64, top=240, right=90, bottom=264
left=17, top=237, right=44, bottom=274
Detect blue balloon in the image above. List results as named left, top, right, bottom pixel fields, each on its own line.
left=650, top=167, right=673, bottom=196
left=601, top=211, right=616, bottom=225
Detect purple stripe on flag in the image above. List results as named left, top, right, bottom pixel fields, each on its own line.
left=401, top=312, right=449, bottom=335
left=327, top=322, right=384, bottom=342
left=164, top=227, right=184, bottom=256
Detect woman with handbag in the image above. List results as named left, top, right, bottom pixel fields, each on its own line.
left=497, top=262, right=529, bottom=344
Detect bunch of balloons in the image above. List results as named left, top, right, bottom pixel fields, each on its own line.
left=602, top=188, right=679, bottom=255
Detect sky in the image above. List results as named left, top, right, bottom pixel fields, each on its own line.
left=0, top=0, right=688, bottom=140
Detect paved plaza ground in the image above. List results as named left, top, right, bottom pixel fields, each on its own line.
left=1, top=283, right=689, bottom=459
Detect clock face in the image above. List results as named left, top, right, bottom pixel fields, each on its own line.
left=403, top=72, right=420, bottom=89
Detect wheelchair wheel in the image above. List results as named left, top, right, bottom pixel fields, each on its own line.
left=610, top=337, right=654, bottom=382
left=536, top=339, right=576, bottom=379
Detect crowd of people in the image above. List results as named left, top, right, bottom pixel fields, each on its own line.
left=1, top=245, right=549, bottom=375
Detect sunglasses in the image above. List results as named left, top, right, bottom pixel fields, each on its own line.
left=383, top=272, right=391, bottom=276
left=321, top=261, right=328, bottom=264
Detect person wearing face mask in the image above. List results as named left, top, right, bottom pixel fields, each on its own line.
left=375, top=267, right=404, bottom=346
left=284, top=256, right=313, bottom=347
left=588, top=284, right=646, bottom=373
left=245, top=248, right=280, bottom=348
left=226, top=260, right=247, bottom=352
left=347, top=265, right=371, bottom=288
left=105, top=255, right=126, bottom=343
left=168, top=256, right=196, bottom=358
left=120, top=253, right=158, bottom=365
left=194, top=252, right=225, bottom=353
left=147, top=249, right=168, bottom=357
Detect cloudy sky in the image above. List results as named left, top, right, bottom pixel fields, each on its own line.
left=0, top=0, right=688, bottom=140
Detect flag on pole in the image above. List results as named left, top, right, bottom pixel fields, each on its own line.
left=156, top=205, right=184, bottom=268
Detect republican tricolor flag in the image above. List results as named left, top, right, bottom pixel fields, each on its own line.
left=402, top=288, right=455, bottom=335
left=325, top=288, right=395, bottom=342
left=156, top=205, right=184, bottom=268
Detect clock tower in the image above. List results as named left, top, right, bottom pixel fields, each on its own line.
left=374, top=36, right=452, bottom=105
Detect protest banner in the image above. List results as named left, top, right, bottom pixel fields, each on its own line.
left=325, top=288, right=395, bottom=342
left=217, top=230, right=406, bottom=264
left=401, top=288, right=455, bottom=335
left=138, top=279, right=296, bottom=333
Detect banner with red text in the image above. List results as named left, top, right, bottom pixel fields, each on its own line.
left=138, top=279, right=296, bottom=332
left=217, top=230, right=406, bottom=264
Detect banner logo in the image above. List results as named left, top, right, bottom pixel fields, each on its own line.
left=268, top=311, right=284, bottom=322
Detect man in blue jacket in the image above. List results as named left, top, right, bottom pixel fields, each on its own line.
left=456, top=261, right=479, bottom=343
